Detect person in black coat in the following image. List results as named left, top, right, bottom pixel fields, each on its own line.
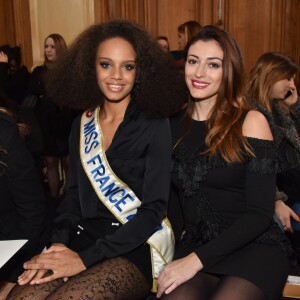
left=0, top=92, right=47, bottom=299
left=0, top=45, right=30, bottom=105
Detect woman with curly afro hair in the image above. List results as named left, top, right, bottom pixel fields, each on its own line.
left=7, top=19, right=187, bottom=300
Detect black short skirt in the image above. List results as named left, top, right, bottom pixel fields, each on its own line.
left=69, top=218, right=152, bottom=285
left=175, top=242, right=290, bottom=300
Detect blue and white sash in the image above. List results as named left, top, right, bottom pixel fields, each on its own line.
left=80, top=107, right=174, bottom=291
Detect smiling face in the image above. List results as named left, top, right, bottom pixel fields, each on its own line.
left=270, top=76, right=296, bottom=100
left=185, top=39, right=223, bottom=104
left=44, top=37, right=57, bottom=62
left=95, top=37, right=137, bottom=103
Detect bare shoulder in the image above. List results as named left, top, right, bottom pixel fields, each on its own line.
left=242, top=110, right=273, bottom=141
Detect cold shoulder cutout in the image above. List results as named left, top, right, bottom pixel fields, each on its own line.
left=243, top=110, right=273, bottom=141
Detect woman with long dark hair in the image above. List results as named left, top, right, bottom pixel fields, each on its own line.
left=157, top=26, right=293, bottom=300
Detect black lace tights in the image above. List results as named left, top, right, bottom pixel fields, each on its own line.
left=161, top=272, right=269, bottom=300
left=7, top=257, right=151, bottom=300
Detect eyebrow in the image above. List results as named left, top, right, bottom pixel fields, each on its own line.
left=187, top=54, right=223, bottom=62
left=97, top=57, right=136, bottom=63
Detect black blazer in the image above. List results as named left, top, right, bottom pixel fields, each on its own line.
left=51, top=101, right=172, bottom=268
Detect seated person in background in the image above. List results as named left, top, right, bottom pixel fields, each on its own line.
left=177, top=21, right=202, bottom=51
left=0, top=91, right=44, bottom=180
left=155, top=36, right=170, bottom=52
left=7, top=19, right=186, bottom=300
left=170, top=20, right=202, bottom=70
left=247, top=52, right=300, bottom=234
left=0, top=92, right=47, bottom=300
left=0, top=45, right=30, bottom=105
left=158, top=26, right=293, bottom=300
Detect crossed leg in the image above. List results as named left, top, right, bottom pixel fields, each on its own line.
left=7, top=257, right=150, bottom=300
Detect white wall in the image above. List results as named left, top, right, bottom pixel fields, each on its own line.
left=29, top=0, right=94, bottom=68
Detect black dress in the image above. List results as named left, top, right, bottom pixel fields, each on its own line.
left=28, top=66, right=78, bottom=156
left=168, top=112, right=293, bottom=300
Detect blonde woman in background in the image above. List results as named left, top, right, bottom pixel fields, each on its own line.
left=247, top=52, right=300, bottom=236
left=28, top=34, right=78, bottom=199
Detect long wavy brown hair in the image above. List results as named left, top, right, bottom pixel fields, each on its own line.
left=247, top=52, right=299, bottom=112
left=182, top=26, right=253, bottom=162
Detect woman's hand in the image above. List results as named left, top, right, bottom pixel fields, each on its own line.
left=0, top=51, right=8, bottom=63
left=43, top=243, right=69, bottom=253
left=18, top=268, right=48, bottom=285
left=284, top=87, right=298, bottom=106
left=156, top=252, right=203, bottom=298
left=275, top=200, right=300, bottom=233
left=20, top=245, right=86, bottom=285
left=18, top=243, right=68, bottom=285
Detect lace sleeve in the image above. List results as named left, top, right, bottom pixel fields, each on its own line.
left=245, top=138, right=278, bottom=174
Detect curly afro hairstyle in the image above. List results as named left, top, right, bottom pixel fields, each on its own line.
left=46, top=19, right=187, bottom=118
